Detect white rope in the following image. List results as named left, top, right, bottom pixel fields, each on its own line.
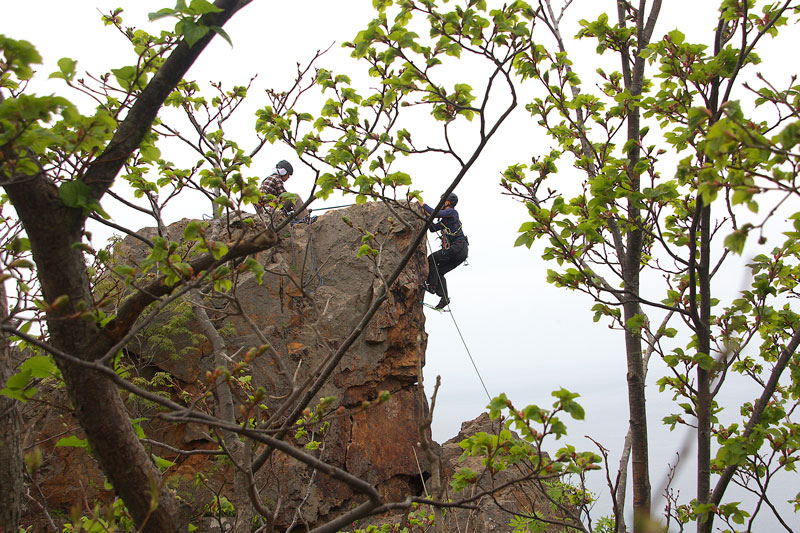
left=426, top=235, right=492, bottom=401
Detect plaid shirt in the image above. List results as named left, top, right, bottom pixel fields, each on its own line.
left=256, top=174, right=294, bottom=216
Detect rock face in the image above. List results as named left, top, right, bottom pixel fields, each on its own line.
left=21, top=202, right=563, bottom=532
left=127, top=203, right=433, bottom=527
left=24, top=202, right=433, bottom=529
left=437, top=414, right=565, bottom=533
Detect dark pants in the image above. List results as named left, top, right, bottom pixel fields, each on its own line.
left=426, top=238, right=468, bottom=298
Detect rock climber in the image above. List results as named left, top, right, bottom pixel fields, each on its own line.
left=422, top=193, right=468, bottom=309
left=256, top=160, right=297, bottom=222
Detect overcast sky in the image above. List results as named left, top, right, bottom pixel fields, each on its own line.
left=4, top=1, right=797, bottom=528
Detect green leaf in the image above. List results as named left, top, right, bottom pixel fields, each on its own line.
left=0, top=35, right=42, bottom=80
left=210, top=26, right=233, bottom=46
left=518, top=221, right=535, bottom=232
left=667, top=29, right=685, bottom=44
left=6, top=237, right=31, bottom=253
left=114, top=264, right=136, bottom=279
left=49, top=57, right=77, bottom=82
left=58, top=180, right=93, bottom=209
left=625, top=313, right=646, bottom=333
left=488, top=393, right=509, bottom=419
left=211, top=241, right=228, bottom=260
left=56, top=435, right=90, bottom=450
left=22, top=355, right=58, bottom=378
left=357, top=244, right=375, bottom=257
left=111, top=65, right=138, bottom=90
left=563, top=400, right=585, bottom=420
left=148, top=8, right=176, bottom=21
left=182, top=20, right=210, bottom=47
left=131, top=417, right=147, bottom=439
left=183, top=221, right=203, bottom=240
left=188, top=0, right=223, bottom=14
left=152, top=455, right=176, bottom=470
left=140, top=143, right=161, bottom=162
left=724, top=230, right=747, bottom=255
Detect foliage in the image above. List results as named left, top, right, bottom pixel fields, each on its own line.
left=341, top=502, right=437, bottom=533
left=496, top=0, right=800, bottom=530
left=3, top=0, right=800, bottom=531
left=148, top=0, right=232, bottom=48
left=203, top=494, right=236, bottom=517
left=0, top=2, right=276, bottom=528
left=0, top=354, right=59, bottom=402
left=261, top=0, right=800, bottom=530
left=62, top=483, right=136, bottom=533
left=451, top=392, right=599, bottom=530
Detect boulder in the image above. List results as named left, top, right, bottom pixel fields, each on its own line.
left=22, top=203, right=560, bottom=532
left=28, top=202, right=432, bottom=529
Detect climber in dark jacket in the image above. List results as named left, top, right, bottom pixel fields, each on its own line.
left=423, top=193, right=468, bottom=309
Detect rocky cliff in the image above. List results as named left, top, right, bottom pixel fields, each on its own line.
left=22, top=202, right=559, bottom=532
left=26, top=202, right=432, bottom=529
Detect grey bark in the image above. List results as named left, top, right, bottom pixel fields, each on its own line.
left=616, top=2, right=662, bottom=528
left=192, top=299, right=257, bottom=532
left=0, top=282, right=22, bottom=533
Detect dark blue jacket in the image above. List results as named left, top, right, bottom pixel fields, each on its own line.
left=423, top=203, right=466, bottom=247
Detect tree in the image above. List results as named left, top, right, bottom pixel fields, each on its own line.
left=0, top=237, right=23, bottom=533
left=0, top=1, right=273, bottom=529
left=264, top=0, right=800, bottom=531
left=505, top=1, right=800, bottom=531
left=4, top=0, right=799, bottom=531
left=1, top=1, right=573, bottom=531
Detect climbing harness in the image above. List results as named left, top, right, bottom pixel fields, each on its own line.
left=425, top=234, right=491, bottom=401
left=439, top=223, right=464, bottom=250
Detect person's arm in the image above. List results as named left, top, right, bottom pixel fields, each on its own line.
left=435, top=207, right=457, bottom=217
left=423, top=203, right=442, bottom=231
left=423, top=203, right=457, bottom=218
left=273, top=181, right=297, bottom=216
left=281, top=196, right=296, bottom=216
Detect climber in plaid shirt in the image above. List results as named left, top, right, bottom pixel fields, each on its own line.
left=256, top=160, right=296, bottom=219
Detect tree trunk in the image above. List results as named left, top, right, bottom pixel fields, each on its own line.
left=0, top=282, right=22, bottom=533
left=622, top=296, right=651, bottom=528
left=695, top=19, right=724, bottom=530
left=193, top=299, right=258, bottom=531
left=616, top=3, right=662, bottom=528
left=0, top=2, right=250, bottom=529
left=696, top=204, right=713, bottom=532
left=0, top=180, right=185, bottom=530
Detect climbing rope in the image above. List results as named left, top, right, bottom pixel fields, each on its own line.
left=425, top=234, right=492, bottom=401
left=289, top=215, right=323, bottom=292
left=310, top=203, right=355, bottom=212
left=305, top=217, right=323, bottom=290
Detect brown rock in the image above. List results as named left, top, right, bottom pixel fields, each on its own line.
left=437, top=413, right=569, bottom=532
left=43, top=203, right=431, bottom=528
left=23, top=203, right=559, bottom=531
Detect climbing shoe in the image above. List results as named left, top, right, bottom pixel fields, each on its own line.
left=434, top=296, right=450, bottom=309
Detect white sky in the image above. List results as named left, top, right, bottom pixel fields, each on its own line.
left=4, top=0, right=797, bottom=529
